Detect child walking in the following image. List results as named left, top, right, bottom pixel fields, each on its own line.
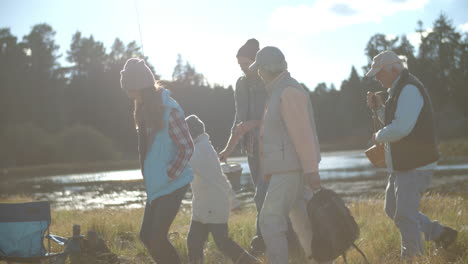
left=185, top=115, right=259, bottom=264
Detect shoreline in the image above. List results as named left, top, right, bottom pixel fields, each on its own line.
left=2, top=144, right=468, bottom=179
left=1, top=165, right=466, bottom=211
left=3, top=156, right=467, bottom=180
left=1, top=160, right=140, bottom=179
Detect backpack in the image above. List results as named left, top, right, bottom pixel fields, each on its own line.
left=307, top=188, right=369, bottom=264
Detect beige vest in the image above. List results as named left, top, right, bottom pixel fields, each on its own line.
left=260, top=72, right=321, bottom=175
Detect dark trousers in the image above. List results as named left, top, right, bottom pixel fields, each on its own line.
left=248, top=153, right=267, bottom=240
left=139, top=185, right=188, bottom=264
left=187, top=220, right=256, bottom=264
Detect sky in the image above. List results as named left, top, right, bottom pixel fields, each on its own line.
left=1, top=0, right=467, bottom=90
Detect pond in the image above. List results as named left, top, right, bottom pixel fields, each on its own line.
left=1, top=150, right=467, bottom=210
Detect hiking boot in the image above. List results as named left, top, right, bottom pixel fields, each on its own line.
left=434, top=226, right=458, bottom=249
left=250, top=235, right=265, bottom=256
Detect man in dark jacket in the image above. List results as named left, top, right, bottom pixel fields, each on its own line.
left=219, top=38, right=268, bottom=254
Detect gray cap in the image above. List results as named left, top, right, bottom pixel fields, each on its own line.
left=249, top=46, right=287, bottom=72
left=366, top=50, right=404, bottom=77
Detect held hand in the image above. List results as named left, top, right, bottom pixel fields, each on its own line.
left=234, top=120, right=261, bottom=136
left=218, top=149, right=229, bottom=163
left=367, top=92, right=384, bottom=110
left=242, top=120, right=261, bottom=130
left=304, top=172, right=321, bottom=191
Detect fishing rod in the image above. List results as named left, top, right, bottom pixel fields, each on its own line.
left=134, top=0, right=145, bottom=57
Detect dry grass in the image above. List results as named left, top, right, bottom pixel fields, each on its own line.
left=439, top=138, right=468, bottom=157
left=1, top=194, right=466, bottom=264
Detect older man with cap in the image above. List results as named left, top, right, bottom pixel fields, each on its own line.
left=220, top=39, right=300, bottom=256
left=366, top=50, right=457, bottom=258
left=249, top=46, right=327, bottom=264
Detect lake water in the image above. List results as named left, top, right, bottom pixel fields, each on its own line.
left=2, top=150, right=467, bottom=210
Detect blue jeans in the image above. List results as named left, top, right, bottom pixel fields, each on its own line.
left=187, top=220, right=257, bottom=263
left=385, top=170, right=444, bottom=258
left=139, top=185, right=188, bottom=264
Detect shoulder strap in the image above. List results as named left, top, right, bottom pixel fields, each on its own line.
left=352, top=243, right=370, bottom=264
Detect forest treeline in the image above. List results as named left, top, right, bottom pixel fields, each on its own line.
left=1, top=14, right=466, bottom=168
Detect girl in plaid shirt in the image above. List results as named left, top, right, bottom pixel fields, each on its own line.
left=120, top=58, right=194, bottom=264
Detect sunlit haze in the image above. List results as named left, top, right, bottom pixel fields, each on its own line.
left=1, top=0, right=467, bottom=89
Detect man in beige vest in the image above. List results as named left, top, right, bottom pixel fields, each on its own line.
left=249, top=46, right=329, bottom=264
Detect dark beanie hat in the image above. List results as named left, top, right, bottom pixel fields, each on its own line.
left=120, top=58, right=156, bottom=91
left=236, top=38, right=259, bottom=60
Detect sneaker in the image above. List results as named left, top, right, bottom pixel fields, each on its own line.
left=434, top=226, right=458, bottom=249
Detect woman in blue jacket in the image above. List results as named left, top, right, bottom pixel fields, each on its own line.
left=120, top=58, right=194, bottom=264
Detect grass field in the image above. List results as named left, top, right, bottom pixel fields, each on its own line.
left=439, top=138, right=468, bottom=158
left=2, top=192, right=466, bottom=264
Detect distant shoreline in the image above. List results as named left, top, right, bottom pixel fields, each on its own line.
left=2, top=138, right=467, bottom=179
left=1, top=160, right=140, bottom=179
left=2, top=145, right=363, bottom=179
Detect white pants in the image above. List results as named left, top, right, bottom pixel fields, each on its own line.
left=259, top=172, right=332, bottom=264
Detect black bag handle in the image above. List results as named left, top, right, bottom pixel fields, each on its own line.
left=342, top=243, right=370, bottom=264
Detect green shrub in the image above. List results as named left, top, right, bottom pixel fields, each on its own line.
left=0, top=123, right=55, bottom=167
left=55, top=124, right=122, bottom=163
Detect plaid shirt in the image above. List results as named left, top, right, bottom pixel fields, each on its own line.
left=168, top=109, right=194, bottom=179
